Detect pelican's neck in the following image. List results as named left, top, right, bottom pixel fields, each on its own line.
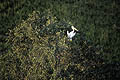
left=72, top=29, right=75, bottom=32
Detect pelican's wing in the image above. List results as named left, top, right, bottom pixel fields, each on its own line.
left=67, top=31, right=70, bottom=36
left=71, top=32, right=76, bottom=38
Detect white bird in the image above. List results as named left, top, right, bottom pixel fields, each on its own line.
left=67, top=26, right=78, bottom=41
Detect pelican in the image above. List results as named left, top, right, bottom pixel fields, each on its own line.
left=67, top=26, right=78, bottom=41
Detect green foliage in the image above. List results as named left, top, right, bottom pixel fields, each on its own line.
left=0, top=0, right=120, bottom=79
left=1, top=10, right=104, bottom=80
left=2, top=11, right=68, bottom=79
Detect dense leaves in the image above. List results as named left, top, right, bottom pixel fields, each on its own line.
left=0, top=0, right=120, bottom=80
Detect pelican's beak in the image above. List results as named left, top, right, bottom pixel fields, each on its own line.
left=74, top=28, right=78, bottom=31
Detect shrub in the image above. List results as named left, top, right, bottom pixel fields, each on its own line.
left=3, top=10, right=72, bottom=80
left=2, top=10, right=115, bottom=80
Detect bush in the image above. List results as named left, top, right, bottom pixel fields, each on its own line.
left=2, top=10, right=70, bottom=79
left=0, top=0, right=120, bottom=80
left=0, top=10, right=109, bottom=80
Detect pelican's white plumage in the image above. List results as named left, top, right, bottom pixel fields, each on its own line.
left=67, top=26, right=78, bottom=41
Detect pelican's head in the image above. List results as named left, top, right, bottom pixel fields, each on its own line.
left=71, top=26, right=78, bottom=31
